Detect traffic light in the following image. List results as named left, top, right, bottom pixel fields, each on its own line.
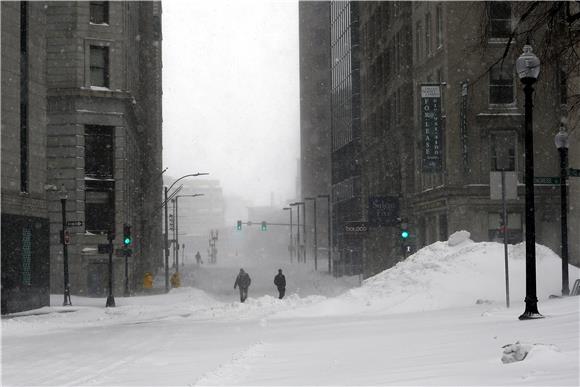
left=236, top=220, right=242, bottom=231
left=61, top=230, right=71, bottom=245
left=261, top=221, right=267, bottom=231
left=123, top=224, right=132, bottom=246
left=400, top=221, right=409, bottom=239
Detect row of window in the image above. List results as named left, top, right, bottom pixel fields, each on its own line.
left=415, top=4, right=444, bottom=62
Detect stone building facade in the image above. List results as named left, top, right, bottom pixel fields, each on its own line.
left=45, top=1, right=163, bottom=296
left=299, top=1, right=576, bottom=278
left=1, top=2, right=50, bottom=313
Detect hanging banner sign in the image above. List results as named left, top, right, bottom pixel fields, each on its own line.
left=460, top=82, right=468, bottom=173
left=421, top=85, right=442, bottom=172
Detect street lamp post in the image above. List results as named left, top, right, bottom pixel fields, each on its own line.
left=106, top=228, right=115, bottom=307
left=59, top=185, right=72, bottom=306
left=283, top=207, right=293, bottom=262
left=163, top=173, right=209, bottom=292
left=516, top=43, right=543, bottom=320
left=290, top=202, right=304, bottom=262
left=318, top=194, right=332, bottom=274
left=305, top=197, right=318, bottom=270
left=555, top=123, right=570, bottom=296
left=174, top=193, right=204, bottom=271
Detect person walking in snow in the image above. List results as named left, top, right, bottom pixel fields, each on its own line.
left=274, top=269, right=286, bottom=299
left=234, top=268, right=251, bottom=303
left=195, top=251, right=202, bottom=265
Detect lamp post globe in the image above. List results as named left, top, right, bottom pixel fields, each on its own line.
left=517, top=43, right=543, bottom=320
left=515, top=44, right=540, bottom=82
left=555, top=122, right=570, bottom=296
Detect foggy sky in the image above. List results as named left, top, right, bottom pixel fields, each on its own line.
left=162, top=0, right=300, bottom=206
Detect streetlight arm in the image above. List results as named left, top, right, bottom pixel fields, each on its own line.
left=167, top=173, right=209, bottom=193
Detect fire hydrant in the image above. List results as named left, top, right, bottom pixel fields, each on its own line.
left=170, top=272, right=181, bottom=288
left=143, top=272, right=153, bottom=289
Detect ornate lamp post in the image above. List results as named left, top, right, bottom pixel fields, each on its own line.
left=59, top=184, right=72, bottom=306
left=555, top=122, right=570, bottom=296
left=515, top=43, right=543, bottom=320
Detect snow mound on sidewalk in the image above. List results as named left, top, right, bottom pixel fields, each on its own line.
left=274, top=237, right=579, bottom=318
left=501, top=342, right=562, bottom=364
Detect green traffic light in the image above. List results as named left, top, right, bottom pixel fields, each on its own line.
left=401, top=230, right=409, bottom=239
left=124, top=237, right=131, bottom=245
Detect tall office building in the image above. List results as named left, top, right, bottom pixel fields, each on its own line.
left=329, top=1, right=363, bottom=276
left=1, top=2, right=50, bottom=313
left=299, top=1, right=332, bottom=265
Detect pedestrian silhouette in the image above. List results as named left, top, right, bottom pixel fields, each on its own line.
left=274, top=269, right=286, bottom=299
left=234, top=268, right=251, bottom=303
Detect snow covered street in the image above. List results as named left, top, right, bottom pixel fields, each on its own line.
left=2, top=235, right=579, bottom=386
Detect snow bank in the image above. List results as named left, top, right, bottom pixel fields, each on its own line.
left=274, top=237, right=579, bottom=318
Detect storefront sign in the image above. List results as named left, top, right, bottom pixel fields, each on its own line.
left=368, top=196, right=399, bottom=227
left=344, top=221, right=369, bottom=234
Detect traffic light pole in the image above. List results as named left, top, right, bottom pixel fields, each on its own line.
left=106, top=230, right=116, bottom=307
left=61, top=196, right=72, bottom=306
left=175, top=197, right=179, bottom=272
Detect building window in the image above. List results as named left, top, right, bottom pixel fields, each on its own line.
left=415, top=21, right=423, bottom=61
left=489, top=63, right=514, bottom=104
left=425, top=13, right=432, bottom=56
left=21, top=226, right=32, bottom=286
left=90, top=2, right=109, bottom=24
left=489, top=2, right=512, bottom=39
left=85, top=181, right=115, bottom=234
left=90, top=45, right=109, bottom=87
left=490, top=132, right=516, bottom=171
left=436, top=5, right=443, bottom=48
left=85, top=125, right=114, bottom=178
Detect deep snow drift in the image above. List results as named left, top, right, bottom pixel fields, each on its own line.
left=2, top=231, right=579, bottom=386
left=275, top=231, right=580, bottom=318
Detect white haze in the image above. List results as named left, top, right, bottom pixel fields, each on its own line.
left=162, top=0, right=300, bottom=206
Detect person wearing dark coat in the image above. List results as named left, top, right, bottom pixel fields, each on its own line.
left=274, top=269, right=286, bottom=299
left=234, top=268, right=251, bottom=303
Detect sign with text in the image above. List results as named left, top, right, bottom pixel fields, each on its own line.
left=368, top=196, right=399, bottom=227
left=534, top=176, right=560, bottom=185
left=569, top=168, right=580, bottom=177
left=460, top=82, right=468, bottom=173
left=421, top=85, right=443, bottom=172
left=344, top=221, right=369, bottom=234
left=66, top=220, right=83, bottom=227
